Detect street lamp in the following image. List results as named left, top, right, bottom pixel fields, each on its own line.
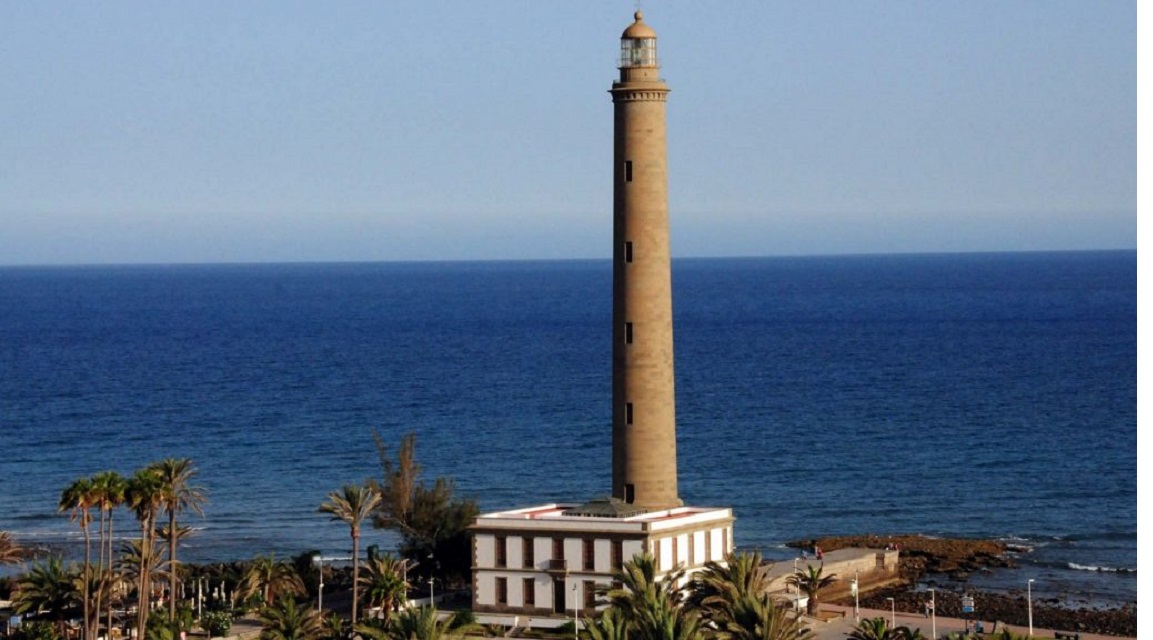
left=312, top=554, right=324, bottom=611
left=1027, top=579, right=1035, bottom=637
left=852, top=570, right=859, bottom=622
left=928, top=588, right=936, bottom=640
left=886, top=597, right=895, bottom=629
left=571, top=583, right=578, bottom=640
left=428, top=577, right=436, bottom=606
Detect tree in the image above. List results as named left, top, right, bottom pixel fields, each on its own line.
left=354, top=606, right=463, bottom=640
left=686, top=551, right=773, bottom=615
left=13, top=557, right=81, bottom=636
left=59, top=477, right=97, bottom=640
left=785, top=565, right=837, bottom=616
left=1, top=531, right=23, bottom=565
left=848, top=617, right=897, bottom=640
left=90, top=471, right=127, bottom=640
left=358, top=550, right=407, bottom=622
left=369, top=432, right=479, bottom=587
left=127, top=467, right=166, bottom=640
left=150, top=458, right=207, bottom=623
left=711, top=592, right=812, bottom=640
left=582, top=608, right=631, bottom=640
left=241, top=555, right=306, bottom=608
left=319, top=482, right=381, bottom=623
left=259, top=597, right=323, bottom=640
left=602, top=553, right=699, bottom=640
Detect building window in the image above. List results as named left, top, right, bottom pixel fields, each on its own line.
left=624, top=241, right=633, bottom=263
left=624, top=160, right=633, bottom=182
left=671, top=536, right=678, bottom=567
left=523, top=537, right=535, bottom=568
left=583, top=539, right=595, bottom=571
left=688, top=533, right=695, bottom=566
left=497, top=577, right=508, bottom=605
left=496, top=536, right=507, bottom=568
left=625, top=483, right=635, bottom=503
left=583, top=580, right=596, bottom=609
left=553, top=537, right=564, bottom=560
left=625, top=322, right=634, bottom=344
left=626, top=403, right=633, bottom=425
left=611, top=540, right=623, bottom=570
left=523, top=578, right=535, bottom=607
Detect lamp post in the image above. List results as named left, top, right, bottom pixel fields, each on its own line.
left=428, top=577, right=436, bottom=606
left=571, top=583, right=578, bottom=640
left=928, top=588, right=936, bottom=640
left=1027, top=579, right=1035, bottom=637
left=886, top=597, right=895, bottom=629
left=852, top=570, right=859, bottom=622
left=312, top=554, right=324, bottom=612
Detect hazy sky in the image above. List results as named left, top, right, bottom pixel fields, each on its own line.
left=0, top=2, right=1137, bottom=265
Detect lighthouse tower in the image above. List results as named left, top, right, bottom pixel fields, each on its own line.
left=610, top=11, right=680, bottom=511
left=468, top=14, right=733, bottom=624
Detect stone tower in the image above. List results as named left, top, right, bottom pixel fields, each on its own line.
left=610, top=11, right=681, bottom=511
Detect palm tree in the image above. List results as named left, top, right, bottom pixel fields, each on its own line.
left=358, top=551, right=407, bottom=621
left=150, top=458, right=207, bottom=623
left=259, top=597, right=324, bottom=640
left=0, top=531, right=23, bottom=565
left=686, top=551, right=773, bottom=615
left=13, top=557, right=81, bottom=636
left=127, top=467, right=166, bottom=640
left=582, top=608, right=631, bottom=640
left=318, top=483, right=381, bottom=623
left=603, top=552, right=685, bottom=624
left=90, top=471, right=127, bottom=640
left=241, top=555, right=306, bottom=608
left=354, top=606, right=460, bottom=640
left=848, top=616, right=897, bottom=640
left=60, top=477, right=98, bottom=640
left=785, top=565, right=837, bottom=616
left=712, top=592, right=812, bottom=640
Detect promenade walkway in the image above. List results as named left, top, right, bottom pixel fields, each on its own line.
left=806, top=603, right=1134, bottom=640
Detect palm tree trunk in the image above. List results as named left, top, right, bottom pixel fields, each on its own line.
left=351, top=528, right=360, bottom=624
left=169, top=509, right=178, bottom=623
left=83, top=519, right=92, bottom=640
left=138, top=517, right=152, bottom=640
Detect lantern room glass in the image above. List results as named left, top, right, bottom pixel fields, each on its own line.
left=620, top=38, right=657, bottom=68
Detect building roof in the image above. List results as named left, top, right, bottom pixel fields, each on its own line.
left=622, top=11, right=657, bottom=40
left=562, top=496, right=648, bottom=518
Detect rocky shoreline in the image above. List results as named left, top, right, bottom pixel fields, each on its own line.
left=790, top=535, right=1137, bottom=638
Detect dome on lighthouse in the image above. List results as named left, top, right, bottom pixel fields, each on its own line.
left=622, top=11, right=657, bottom=39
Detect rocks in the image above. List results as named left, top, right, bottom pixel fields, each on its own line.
left=787, top=535, right=1136, bottom=637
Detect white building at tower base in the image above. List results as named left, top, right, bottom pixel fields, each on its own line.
left=470, top=500, right=734, bottom=628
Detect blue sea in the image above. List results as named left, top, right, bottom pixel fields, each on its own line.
left=0, top=251, right=1136, bottom=607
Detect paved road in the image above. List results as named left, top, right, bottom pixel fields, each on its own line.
left=807, top=604, right=1133, bottom=640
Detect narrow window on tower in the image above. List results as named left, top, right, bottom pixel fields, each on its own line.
left=626, top=402, right=633, bottom=425
left=624, top=160, right=633, bottom=182
left=624, top=241, right=633, bottom=263
left=625, top=322, right=634, bottom=344
left=625, top=483, right=635, bottom=503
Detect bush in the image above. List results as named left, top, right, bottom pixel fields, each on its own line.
left=202, top=611, right=233, bottom=638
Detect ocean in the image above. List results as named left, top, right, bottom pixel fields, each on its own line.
left=0, top=251, right=1136, bottom=607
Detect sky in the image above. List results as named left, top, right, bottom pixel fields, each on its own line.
left=0, top=2, right=1138, bottom=265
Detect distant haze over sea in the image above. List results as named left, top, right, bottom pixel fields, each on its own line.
left=0, top=251, right=1135, bottom=606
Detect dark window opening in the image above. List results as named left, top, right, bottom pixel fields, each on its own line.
left=583, top=580, right=596, bottom=609
left=624, top=160, right=633, bottom=182
left=497, top=577, right=508, bottom=605
left=553, top=537, right=564, bottom=560
left=625, top=322, right=634, bottom=344
left=524, top=578, right=535, bottom=606
left=626, top=403, right=633, bottom=425
left=624, top=241, right=633, bottom=263
left=611, top=540, right=623, bottom=569
left=495, top=536, right=507, bottom=568
left=523, top=537, right=534, bottom=568
left=583, top=539, right=595, bottom=571
left=625, top=483, right=635, bottom=503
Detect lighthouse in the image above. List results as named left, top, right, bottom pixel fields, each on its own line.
left=469, top=13, right=733, bottom=624
left=610, top=11, right=680, bottom=511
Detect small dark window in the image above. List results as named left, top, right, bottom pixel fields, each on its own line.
left=624, top=160, right=633, bottom=182
left=497, top=577, right=508, bottom=605
left=625, top=483, right=635, bottom=503
left=611, top=540, right=623, bottom=569
left=624, top=241, right=633, bottom=263
left=583, top=539, right=595, bottom=571
left=524, top=578, right=535, bottom=606
left=626, top=403, right=633, bottom=425
left=495, top=536, right=507, bottom=568
left=625, top=322, right=634, bottom=344
left=583, top=580, right=596, bottom=609
left=553, top=537, right=564, bottom=560
left=523, top=537, right=535, bottom=568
